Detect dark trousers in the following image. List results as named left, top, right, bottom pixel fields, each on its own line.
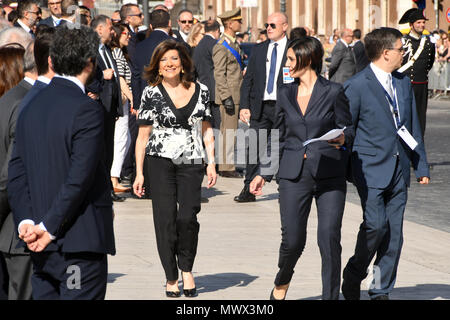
left=2, top=253, right=33, bottom=300
left=30, top=251, right=108, bottom=300
left=0, top=254, right=7, bottom=300
left=244, top=101, right=277, bottom=186
left=343, top=158, right=407, bottom=298
left=210, top=102, right=221, bottom=130
left=412, top=83, right=428, bottom=137
left=276, top=159, right=346, bottom=300
left=147, top=156, right=204, bottom=281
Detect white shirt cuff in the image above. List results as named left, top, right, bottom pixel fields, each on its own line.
left=18, top=220, right=35, bottom=234
left=38, top=222, right=56, bottom=240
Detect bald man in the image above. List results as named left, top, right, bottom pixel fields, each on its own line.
left=234, top=12, right=289, bottom=202
left=329, top=28, right=356, bottom=83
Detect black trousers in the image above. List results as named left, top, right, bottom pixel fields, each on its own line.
left=244, top=101, right=277, bottom=186
left=276, top=159, right=346, bottom=300
left=30, top=251, right=107, bottom=300
left=412, top=83, right=428, bottom=137
left=147, top=156, right=204, bottom=281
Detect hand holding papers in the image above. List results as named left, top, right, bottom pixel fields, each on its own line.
left=303, top=127, right=346, bottom=147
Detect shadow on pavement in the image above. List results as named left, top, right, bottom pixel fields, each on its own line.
left=108, top=273, right=126, bottom=284
left=190, top=273, right=258, bottom=294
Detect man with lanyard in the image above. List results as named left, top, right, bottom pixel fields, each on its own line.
left=212, top=7, right=244, bottom=178
left=398, top=8, right=435, bottom=138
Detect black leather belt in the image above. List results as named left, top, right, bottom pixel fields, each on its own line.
left=263, top=100, right=276, bottom=105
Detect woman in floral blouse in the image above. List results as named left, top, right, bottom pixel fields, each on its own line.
left=133, top=39, right=216, bottom=298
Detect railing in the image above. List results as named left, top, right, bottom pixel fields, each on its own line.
left=429, top=61, right=450, bottom=100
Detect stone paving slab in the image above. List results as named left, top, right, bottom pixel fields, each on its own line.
left=106, top=176, right=450, bottom=300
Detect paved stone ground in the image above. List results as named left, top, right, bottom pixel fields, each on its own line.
left=106, top=99, right=450, bottom=300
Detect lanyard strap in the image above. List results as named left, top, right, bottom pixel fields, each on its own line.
left=222, top=40, right=244, bottom=70
left=383, top=80, right=401, bottom=128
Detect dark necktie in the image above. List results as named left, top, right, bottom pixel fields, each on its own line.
left=267, top=43, right=278, bottom=94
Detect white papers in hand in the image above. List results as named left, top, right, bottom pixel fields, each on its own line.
left=303, top=127, right=346, bottom=147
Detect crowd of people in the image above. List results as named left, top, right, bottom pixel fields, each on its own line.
left=0, top=0, right=440, bottom=301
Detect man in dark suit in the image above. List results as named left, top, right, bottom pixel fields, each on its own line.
left=38, top=0, right=62, bottom=27
left=193, top=19, right=221, bottom=129
left=342, top=28, right=430, bottom=300
left=119, top=3, right=144, bottom=61
left=234, top=12, right=289, bottom=202
left=8, top=26, right=115, bottom=300
left=18, top=26, right=55, bottom=115
left=352, top=29, right=369, bottom=73
left=173, top=9, right=193, bottom=44
left=88, top=15, right=124, bottom=202
left=14, top=0, right=39, bottom=37
left=329, top=29, right=356, bottom=83
left=0, top=38, right=35, bottom=300
left=130, top=9, right=171, bottom=110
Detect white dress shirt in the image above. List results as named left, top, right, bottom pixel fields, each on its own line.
left=263, top=36, right=288, bottom=101
left=370, top=63, right=401, bottom=127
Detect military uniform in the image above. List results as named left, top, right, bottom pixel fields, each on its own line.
left=399, top=9, right=435, bottom=136
left=212, top=8, right=244, bottom=173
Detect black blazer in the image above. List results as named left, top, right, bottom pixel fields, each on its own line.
left=240, top=39, right=288, bottom=121
left=38, top=16, right=56, bottom=27
left=262, top=76, right=355, bottom=181
left=193, top=35, right=217, bottom=102
left=130, top=29, right=170, bottom=109
left=353, top=40, right=369, bottom=73
left=87, top=45, right=123, bottom=118
left=8, top=78, right=115, bottom=254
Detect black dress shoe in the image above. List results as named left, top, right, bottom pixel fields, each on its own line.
left=201, top=197, right=209, bottom=203
left=219, top=171, right=243, bottom=178
left=111, top=191, right=125, bottom=202
left=234, top=185, right=255, bottom=202
left=371, top=294, right=389, bottom=300
left=342, top=278, right=360, bottom=300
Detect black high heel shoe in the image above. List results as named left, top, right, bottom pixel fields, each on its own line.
left=270, top=287, right=287, bottom=300
left=165, top=281, right=181, bottom=298
left=181, top=272, right=197, bottom=298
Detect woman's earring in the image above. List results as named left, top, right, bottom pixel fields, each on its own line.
left=181, top=69, right=185, bottom=74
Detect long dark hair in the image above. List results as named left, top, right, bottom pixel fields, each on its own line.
left=143, top=39, right=194, bottom=89
left=111, top=23, right=131, bottom=61
left=0, top=45, right=25, bottom=97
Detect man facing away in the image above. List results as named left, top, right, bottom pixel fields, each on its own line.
left=342, top=27, right=429, bottom=300
left=329, top=28, right=356, bottom=84
left=8, top=25, right=115, bottom=300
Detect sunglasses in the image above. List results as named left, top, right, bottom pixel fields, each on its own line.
left=128, top=13, right=143, bottom=18
left=180, top=20, right=194, bottom=24
left=48, top=1, right=62, bottom=5
left=265, top=23, right=276, bottom=29
left=121, top=31, right=130, bottom=37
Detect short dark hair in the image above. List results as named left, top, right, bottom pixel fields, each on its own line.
left=150, top=9, right=170, bottom=29
left=290, top=27, right=307, bottom=40
left=353, top=29, right=362, bottom=40
left=17, top=0, right=39, bottom=19
left=143, top=39, right=194, bottom=89
left=204, top=19, right=220, bottom=33
left=119, top=3, right=138, bottom=22
left=288, top=36, right=324, bottom=75
left=91, top=14, right=110, bottom=30
left=50, top=25, right=99, bottom=76
left=34, top=25, right=55, bottom=75
left=178, top=9, right=193, bottom=19
left=364, top=27, right=403, bottom=62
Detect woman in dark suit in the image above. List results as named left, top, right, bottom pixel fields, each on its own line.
left=133, top=39, right=216, bottom=298
left=250, top=37, right=354, bottom=300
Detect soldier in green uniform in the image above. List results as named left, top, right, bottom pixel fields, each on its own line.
left=212, top=7, right=244, bottom=178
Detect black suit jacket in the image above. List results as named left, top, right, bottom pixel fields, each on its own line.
left=87, top=45, right=123, bottom=118
left=38, top=16, right=56, bottom=27
left=353, top=40, right=369, bottom=73
left=8, top=77, right=115, bottom=254
left=130, top=30, right=170, bottom=109
left=193, top=35, right=217, bottom=102
left=0, top=79, right=32, bottom=254
left=262, top=76, right=355, bottom=182
left=239, top=39, right=288, bottom=121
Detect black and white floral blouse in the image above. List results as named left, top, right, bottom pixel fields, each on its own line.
left=136, top=81, right=212, bottom=160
